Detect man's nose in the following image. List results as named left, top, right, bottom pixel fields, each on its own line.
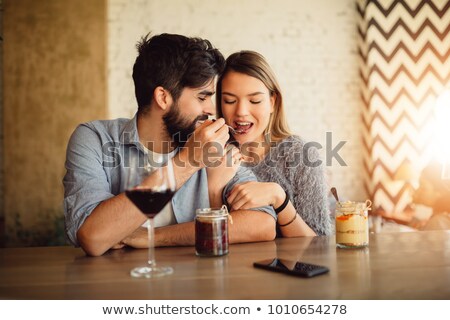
left=203, top=99, right=216, bottom=115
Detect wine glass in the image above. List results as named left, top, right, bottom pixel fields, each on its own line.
left=125, top=154, right=176, bottom=278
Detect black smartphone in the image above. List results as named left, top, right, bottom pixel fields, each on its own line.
left=253, top=258, right=329, bottom=278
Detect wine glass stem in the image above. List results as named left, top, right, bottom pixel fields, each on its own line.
left=147, top=218, right=156, bottom=267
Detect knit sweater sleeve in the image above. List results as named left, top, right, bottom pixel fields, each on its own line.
left=278, top=136, right=332, bottom=236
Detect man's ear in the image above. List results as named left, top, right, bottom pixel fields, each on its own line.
left=153, top=86, right=173, bottom=111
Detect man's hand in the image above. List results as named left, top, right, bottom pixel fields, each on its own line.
left=111, top=242, right=126, bottom=250
left=122, top=211, right=275, bottom=249
left=177, top=118, right=230, bottom=170
left=121, top=227, right=149, bottom=248
left=207, top=145, right=242, bottom=207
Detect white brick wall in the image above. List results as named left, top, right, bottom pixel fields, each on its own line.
left=107, top=0, right=366, bottom=201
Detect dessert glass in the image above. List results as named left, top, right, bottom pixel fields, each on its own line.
left=335, top=200, right=372, bottom=249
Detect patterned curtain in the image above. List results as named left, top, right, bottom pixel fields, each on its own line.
left=357, top=0, right=450, bottom=219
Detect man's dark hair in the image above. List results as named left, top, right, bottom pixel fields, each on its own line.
left=132, top=33, right=225, bottom=114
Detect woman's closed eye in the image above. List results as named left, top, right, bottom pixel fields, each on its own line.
left=223, top=99, right=261, bottom=104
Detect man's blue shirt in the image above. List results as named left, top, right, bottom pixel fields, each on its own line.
left=63, top=115, right=276, bottom=246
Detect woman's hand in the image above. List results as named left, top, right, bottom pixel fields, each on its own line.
left=227, top=181, right=285, bottom=211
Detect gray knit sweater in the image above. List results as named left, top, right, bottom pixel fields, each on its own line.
left=248, top=135, right=332, bottom=236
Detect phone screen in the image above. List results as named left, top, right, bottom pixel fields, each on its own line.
left=253, top=258, right=329, bottom=278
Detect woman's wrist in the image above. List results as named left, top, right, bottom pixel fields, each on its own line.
left=271, top=183, right=286, bottom=208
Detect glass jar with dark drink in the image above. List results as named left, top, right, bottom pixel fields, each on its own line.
left=195, top=207, right=229, bottom=257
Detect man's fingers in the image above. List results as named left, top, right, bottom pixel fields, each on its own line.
left=194, top=119, right=213, bottom=132
left=205, top=117, right=226, bottom=132
left=111, top=243, right=125, bottom=249
left=216, top=125, right=230, bottom=142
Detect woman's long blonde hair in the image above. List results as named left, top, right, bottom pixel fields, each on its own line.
left=216, top=50, right=291, bottom=142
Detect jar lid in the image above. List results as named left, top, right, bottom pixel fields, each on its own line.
left=195, top=208, right=228, bottom=216
left=196, top=207, right=228, bottom=218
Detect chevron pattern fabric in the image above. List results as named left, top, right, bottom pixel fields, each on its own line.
left=357, top=0, right=450, bottom=218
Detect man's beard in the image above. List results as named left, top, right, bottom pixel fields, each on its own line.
left=162, top=101, right=202, bottom=148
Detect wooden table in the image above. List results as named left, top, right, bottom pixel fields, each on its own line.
left=1, top=231, right=449, bottom=299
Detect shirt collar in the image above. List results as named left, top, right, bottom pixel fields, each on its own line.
left=121, top=113, right=140, bottom=145
left=121, top=113, right=179, bottom=156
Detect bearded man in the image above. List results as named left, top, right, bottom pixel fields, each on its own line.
left=63, top=33, right=276, bottom=256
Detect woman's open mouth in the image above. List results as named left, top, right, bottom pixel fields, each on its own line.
left=233, top=121, right=253, bottom=134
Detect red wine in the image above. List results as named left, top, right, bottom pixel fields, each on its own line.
left=126, top=188, right=174, bottom=218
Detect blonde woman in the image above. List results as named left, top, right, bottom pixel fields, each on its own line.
left=209, top=51, right=331, bottom=237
